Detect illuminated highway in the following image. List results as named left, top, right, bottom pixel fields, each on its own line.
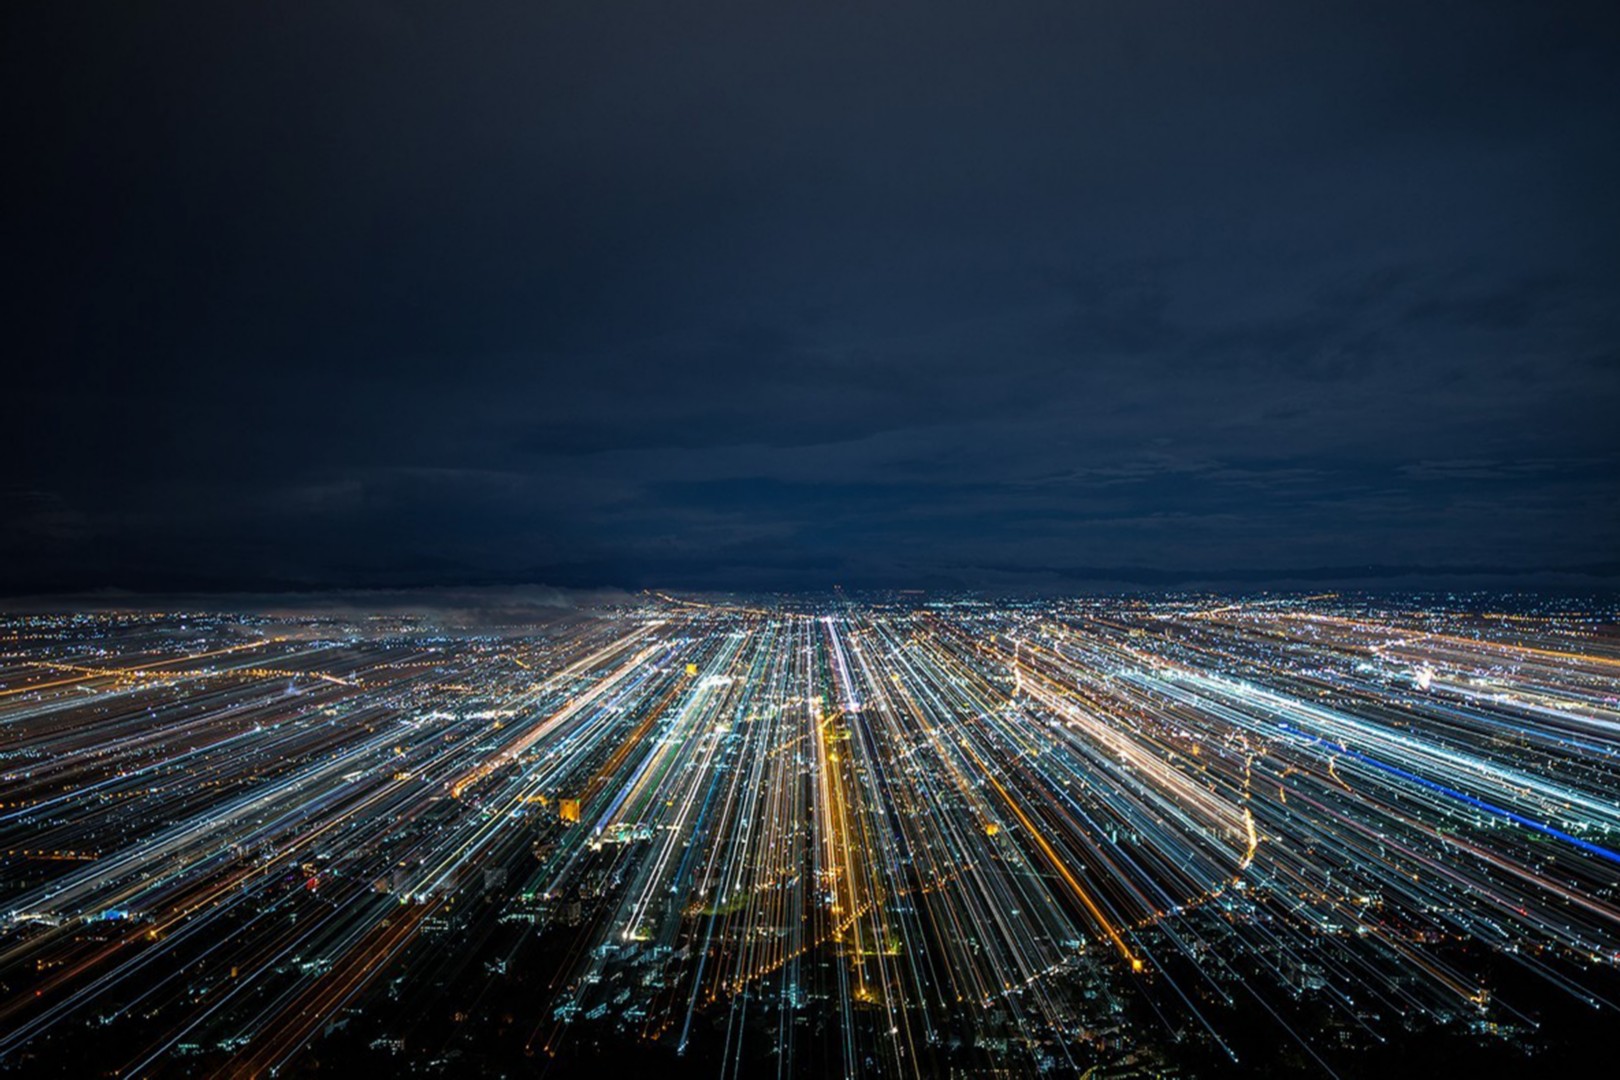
left=1, top=595, right=1617, bottom=1076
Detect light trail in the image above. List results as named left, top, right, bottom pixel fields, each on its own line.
left=1, top=597, right=1617, bottom=1075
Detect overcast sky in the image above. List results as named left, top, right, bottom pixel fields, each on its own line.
left=5, top=1, right=1618, bottom=593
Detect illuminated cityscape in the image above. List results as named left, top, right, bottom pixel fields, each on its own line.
left=3, top=593, right=1617, bottom=1076
left=6, top=3, right=1619, bottom=1076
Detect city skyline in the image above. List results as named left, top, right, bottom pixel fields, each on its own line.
left=1, top=592, right=1618, bottom=1076
left=3, top=4, right=1619, bottom=1076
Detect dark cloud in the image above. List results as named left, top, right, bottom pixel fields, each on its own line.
left=4, top=1, right=1618, bottom=593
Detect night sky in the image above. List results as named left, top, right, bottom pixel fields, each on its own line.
left=5, top=1, right=1619, bottom=594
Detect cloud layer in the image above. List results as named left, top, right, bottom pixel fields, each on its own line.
left=5, top=1, right=1618, bottom=591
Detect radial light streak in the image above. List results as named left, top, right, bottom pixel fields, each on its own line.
left=1, top=596, right=1618, bottom=1075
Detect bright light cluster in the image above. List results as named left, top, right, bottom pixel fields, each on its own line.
left=1, top=596, right=1618, bottom=1075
